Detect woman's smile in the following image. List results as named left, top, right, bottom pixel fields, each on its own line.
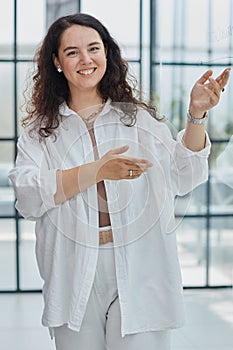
left=77, top=67, right=97, bottom=76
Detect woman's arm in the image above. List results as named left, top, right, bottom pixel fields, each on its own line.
left=54, top=145, right=153, bottom=204
left=182, top=68, right=231, bottom=151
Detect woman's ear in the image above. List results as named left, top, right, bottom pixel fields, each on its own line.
left=52, top=53, right=60, bottom=70
left=105, top=47, right=108, bottom=59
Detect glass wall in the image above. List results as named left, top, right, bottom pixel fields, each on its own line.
left=0, top=0, right=232, bottom=291
left=150, top=0, right=233, bottom=287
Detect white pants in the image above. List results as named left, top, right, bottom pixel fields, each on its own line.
left=54, top=242, right=171, bottom=350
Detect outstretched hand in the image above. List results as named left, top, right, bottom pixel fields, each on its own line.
left=189, top=68, right=231, bottom=118
left=97, top=145, right=153, bottom=181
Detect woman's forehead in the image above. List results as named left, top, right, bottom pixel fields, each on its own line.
left=59, top=24, right=103, bottom=48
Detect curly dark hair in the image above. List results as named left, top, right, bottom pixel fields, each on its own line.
left=23, top=13, right=159, bottom=138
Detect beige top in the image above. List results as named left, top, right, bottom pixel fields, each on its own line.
left=88, top=126, right=111, bottom=227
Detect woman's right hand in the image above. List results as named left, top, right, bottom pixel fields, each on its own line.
left=96, top=145, right=153, bottom=182
left=54, top=145, right=153, bottom=205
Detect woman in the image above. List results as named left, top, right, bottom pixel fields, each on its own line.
left=9, top=13, right=230, bottom=350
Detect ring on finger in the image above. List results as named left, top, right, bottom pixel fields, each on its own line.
left=129, top=169, right=133, bottom=177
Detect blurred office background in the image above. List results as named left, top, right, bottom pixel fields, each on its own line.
left=0, top=1, right=232, bottom=349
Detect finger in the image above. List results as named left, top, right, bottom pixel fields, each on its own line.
left=135, top=162, right=153, bottom=171
left=120, top=158, right=153, bottom=170
left=196, top=70, right=213, bottom=84
left=215, top=67, right=231, bottom=89
left=126, top=168, right=142, bottom=179
left=121, top=161, right=148, bottom=174
left=127, top=157, right=153, bottom=167
left=109, top=145, right=129, bottom=155
left=126, top=162, right=152, bottom=178
left=208, top=77, right=222, bottom=95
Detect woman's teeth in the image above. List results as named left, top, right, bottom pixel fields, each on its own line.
left=78, top=68, right=95, bottom=75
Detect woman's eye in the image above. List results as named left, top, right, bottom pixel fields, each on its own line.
left=90, top=47, right=100, bottom=52
left=67, top=50, right=78, bottom=56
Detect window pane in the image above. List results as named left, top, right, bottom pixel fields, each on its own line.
left=0, top=1, right=14, bottom=59
left=19, top=220, right=43, bottom=289
left=128, top=62, right=140, bottom=89
left=0, top=219, right=16, bottom=290
left=210, top=172, right=233, bottom=215
left=82, top=0, right=140, bottom=60
left=211, top=0, right=232, bottom=60
left=17, top=0, right=46, bottom=59
left=17, top=62, right=34, bottom=136
left=152, top=65, right=207, bottom=128
left=175, top=183, right=207, bottom=216
left=156, top=0, right=175, bottom=53
left=0, top=162, right=15, bottom=217
left=209, top=217, right=233, bottom=286
left=0, top=145, right=15, bottom=217
left=0, top=142, right=14, bottom=163
left=176, top=217, right=206, bottom=287
left=157, top=0, right=209, bottom=63
left=185, top=0, right=209, bottom=52
left=207, top=66, right=233, bottom=140
left=0, top=63, right=14, bottom=138
left=152, top=64, right=232, bottom=140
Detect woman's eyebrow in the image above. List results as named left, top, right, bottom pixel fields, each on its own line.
left=63, top=42, right=102, bottom=52
left=63, top=46, right=77, bottom=52
left=88, top=41, right=102, bottom=46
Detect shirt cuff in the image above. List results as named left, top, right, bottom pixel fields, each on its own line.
left=39, top=168, right=58, bottom=211
left=176, top=129, right=211, bottom=157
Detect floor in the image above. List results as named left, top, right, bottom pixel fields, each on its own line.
left=0, top=289, right=232, bottom=350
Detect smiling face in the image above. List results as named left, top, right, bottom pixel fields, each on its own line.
left=53, top=24, right=107, bottom=98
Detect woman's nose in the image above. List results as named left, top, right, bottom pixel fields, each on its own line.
left=79, top=51, right=92, bottom=65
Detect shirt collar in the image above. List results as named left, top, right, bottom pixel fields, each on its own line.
left=59, top=98, right=112, bottom=118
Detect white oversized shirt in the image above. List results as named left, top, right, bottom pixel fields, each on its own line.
left=8, top=100, right=211, bottom=337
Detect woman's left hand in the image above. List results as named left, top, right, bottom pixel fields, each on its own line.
left=189, top=67, right=231, bottom=118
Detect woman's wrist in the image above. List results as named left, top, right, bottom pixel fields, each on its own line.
left=189, top=105, right=207, bottom=119
left=95, top=159, right=104, bottom=183
left=187, top=110, right=208, bottom=125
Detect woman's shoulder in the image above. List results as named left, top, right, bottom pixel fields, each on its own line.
left=17, top=116, right=48, bottom=148
left=136, top=106, right=172, bottom=138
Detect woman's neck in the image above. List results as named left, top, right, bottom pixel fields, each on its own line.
left=68, top=90, right=103, bottom=113
left=68, top=91, right=105, bottom=123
